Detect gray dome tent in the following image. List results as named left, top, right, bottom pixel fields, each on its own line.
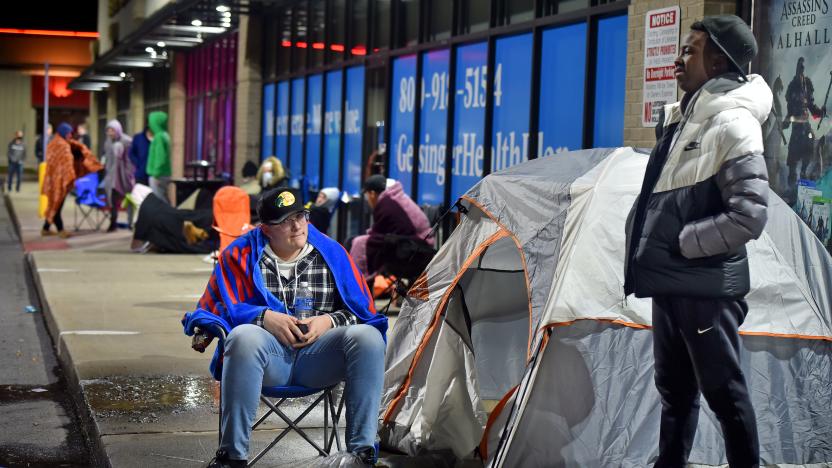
left=379, top=147, right=832, bottom=467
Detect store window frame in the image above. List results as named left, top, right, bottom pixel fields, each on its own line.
left=261, top=0, right=630, bottom=242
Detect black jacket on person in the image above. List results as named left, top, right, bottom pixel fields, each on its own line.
left=624, top=74, right=773, bottom=299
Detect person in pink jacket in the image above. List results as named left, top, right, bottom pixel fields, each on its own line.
left=349, top=175, right=435, bottom=279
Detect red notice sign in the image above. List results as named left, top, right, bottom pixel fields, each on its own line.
left=642, top=6, right=680, bottom=127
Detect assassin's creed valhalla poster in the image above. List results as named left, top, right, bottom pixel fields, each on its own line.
left=753, top=0, right=832, bottom=251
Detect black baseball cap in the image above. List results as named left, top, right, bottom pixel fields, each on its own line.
left=697, top=15, right=757, bottom=80
left=257, top=187, right=307, bottom=225
left=362, top=174, right=387, bottom=193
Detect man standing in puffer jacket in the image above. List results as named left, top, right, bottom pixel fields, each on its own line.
left=624, top=16, right=772, bottom=468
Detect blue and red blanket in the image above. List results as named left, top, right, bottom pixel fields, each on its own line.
left=182, top=225, right=387, bottom=379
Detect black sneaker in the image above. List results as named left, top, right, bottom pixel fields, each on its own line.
left=206, top=449, right=247, bottom=468
left=354, top=446, right=377, bottom=466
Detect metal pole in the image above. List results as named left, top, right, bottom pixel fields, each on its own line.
left=43, top=62, right=50, bottom=159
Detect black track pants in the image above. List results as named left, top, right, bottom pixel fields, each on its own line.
left=652, top=296, right=759, bottom=468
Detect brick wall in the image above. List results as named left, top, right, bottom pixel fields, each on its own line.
left=623, top=0, right=737, bottom=149
left=233, top=15, right=263, bottom=183
left=169, top=53, right=186, bottom=189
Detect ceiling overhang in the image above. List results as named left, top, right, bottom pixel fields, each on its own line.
left=70, top=0, right=257, bottom=90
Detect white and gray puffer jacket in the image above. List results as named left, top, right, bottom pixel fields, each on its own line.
left=624, top=74, right=773, bottom=299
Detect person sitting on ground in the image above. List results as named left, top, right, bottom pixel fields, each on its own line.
left=130, top=189, right=217, bottom=254
left=349, top=175, right=435, bottom=278
left=307, top=187, right=340, bottom=234
left=182, top=187, right=387, bottom=468
left=237, top=160, right=260, bottom=196
left=41, top=123, right=103, bottom=238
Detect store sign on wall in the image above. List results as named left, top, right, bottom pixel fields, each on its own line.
left=642, top=6, right=680, bottom=127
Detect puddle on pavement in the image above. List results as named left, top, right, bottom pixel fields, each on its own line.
left=82, top=375, right=219, bottom=422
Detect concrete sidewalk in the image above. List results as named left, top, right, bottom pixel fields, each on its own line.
left=6, top=183, right=428, bottom=468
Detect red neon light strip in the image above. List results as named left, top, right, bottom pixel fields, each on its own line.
left=351, top=46, right=367, bottom=56
left=0, top=28, right=99, bottom=38
left=312, top=42, right=325, bottom=50
left=296, top=41, right=308, bottom=48
left=281, top=40, right=292, bottom=47
left=330, top=44, right=345, bottom=52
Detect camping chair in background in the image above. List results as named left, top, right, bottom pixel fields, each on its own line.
left=193, top=324, right=344, bottom=466
left=213, top=186, right=254, bottom=254
left=374, top=234, right=437, bottom=302
left=72, top=172, right=107, bottom=231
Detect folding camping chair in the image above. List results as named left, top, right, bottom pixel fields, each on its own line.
left=73, top=172, right=108, bottom=231
left=197, top=324, right=345, bottom=466
left=375, top=234, right=437, bottom=300
left=212, top=186, right=254, bottom=253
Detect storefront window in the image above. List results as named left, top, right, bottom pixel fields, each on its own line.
left=262, top=83, right=276, bottom=159
left=458, top=0, right=490, bottom=34
left=507, top=0, right=534, bottom=24
left=277, top=7, right=292, bottom=75
left=451, top=41, right=487, bottom=202
left=542, top=0, right=589, bottom=16
left=289, top=77, right=306, bottom=186
left=373, top=0, right=391, bottom=51
left=310, top=1, right=326, bottom=68
left=429, top=0, right=452, bottom=41
left=328, top=0, right=346, bottom=62
left=397, top=0, right=419, bottom=47
left=389, top=54, right=417, bottom=195
left=184, top=34, right=238, bottom=178
left=538, top=22, right=587, bottom=154
left=418, top=48, right=450, bottom=205
left=491, top=33, right=532, bottom=172
left=292, top=4, right=308, bottom=72
left=592, top=14, right=627, bottom=147
left=364, top=65, right=387, bottom=180
left=322, top=70, right=343, bottom=189
left=351, top=0, right=369, bottom=56
left=264, top=22, right=277, bottom=79
left=305, top=74, right=324, bottom=193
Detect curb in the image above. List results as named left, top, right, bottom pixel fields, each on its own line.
left=3, top=193, right=22, bottom=242
left=25, top=252, right=111, bottom=468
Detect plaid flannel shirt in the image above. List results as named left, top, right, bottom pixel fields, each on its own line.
left=254, top=247, right=359, bottom=328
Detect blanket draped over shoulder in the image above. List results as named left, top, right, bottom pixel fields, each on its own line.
left=42, top=137, right=103, bottom=223
left=182, top=225, right=387, bottom=379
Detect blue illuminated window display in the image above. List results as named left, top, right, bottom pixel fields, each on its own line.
left=418, top=49, right=450, bottom=205
left=289, top=78, right=305, bottom=187
left=261, top=83, right=275, bottom=160
left=275, top=81, right=289, bottom=165
left=491, top=33, right=532, bottom=173
left=343, top=66, right=365, bottom=197
left=389, top=55, right=417, bottom=195
left=451, top=41, right=488, bottom=203
left=322, top=70, right=343, bottom=190
left=539, top=22, right=587, bottom=155
left=305, top=74, right=323, bottom=193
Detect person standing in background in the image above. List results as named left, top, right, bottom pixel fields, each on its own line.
left=130, top=126, right=153, bottom=186
left=76, top=122, right=92, bottom=149
left=102, top=120, right=134, bottom=231
left=35, top=124, right=52, bottom=164
left=42, top=123, right=103, bottom=238
left=7, top=130, right=25, bottom=192
left=146, top=111, right=171, bottom=204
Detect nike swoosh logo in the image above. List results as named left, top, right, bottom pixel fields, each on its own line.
left=697, top=326, right=714, bottom=334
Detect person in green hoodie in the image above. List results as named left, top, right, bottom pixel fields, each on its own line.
left=146, top=111, right=172, bottom=204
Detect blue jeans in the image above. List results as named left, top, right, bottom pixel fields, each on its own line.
left=7, top=161, right=22, bottom=192
left=220, top=324, right=385, bottom=460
